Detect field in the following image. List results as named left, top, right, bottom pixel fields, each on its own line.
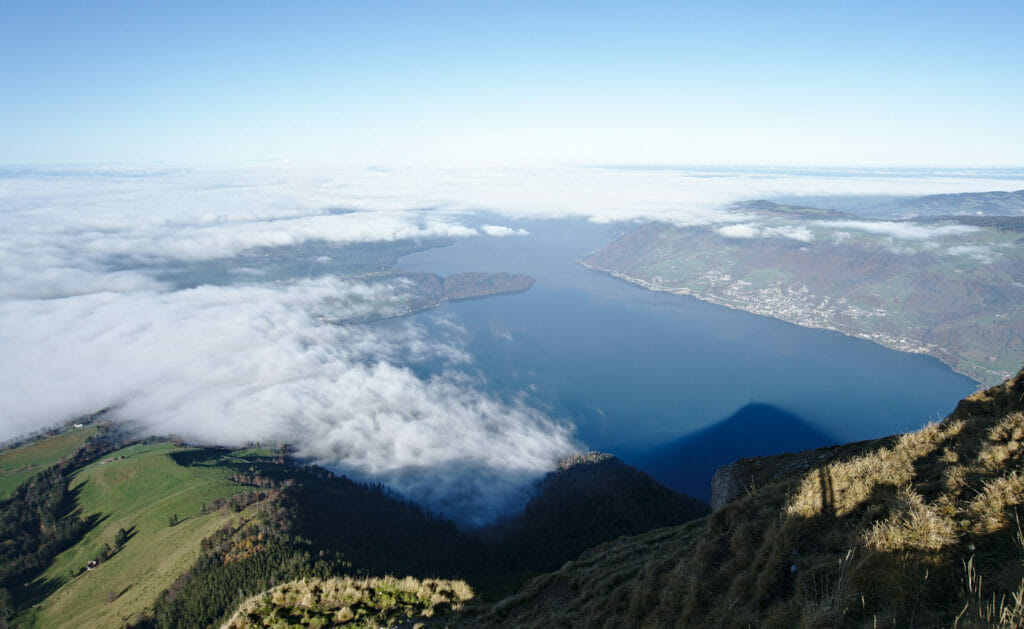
left=0, top=427, right=98, bottom=499
left=14, top=441, right=267, bottom=628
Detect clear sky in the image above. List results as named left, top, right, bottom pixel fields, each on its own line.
left=2, top=0, right=1022, bottom=167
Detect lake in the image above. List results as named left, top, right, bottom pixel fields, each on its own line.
left=393, top=217, right=978, bottom=460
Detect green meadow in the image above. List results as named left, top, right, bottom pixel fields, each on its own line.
left=14, top=440, right=266, bottom=629
left=0, top=427, right=98, bottom=499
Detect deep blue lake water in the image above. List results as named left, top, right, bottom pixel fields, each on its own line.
left=394, top=217, right=978, bottom=460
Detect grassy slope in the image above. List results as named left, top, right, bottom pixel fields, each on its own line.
left=478, top=366, right=1024, bottom=628
left=16, top=442, right=260, bottom=628
left=0, top=427, right=98, bottom=499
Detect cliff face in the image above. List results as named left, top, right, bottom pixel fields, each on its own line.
left=475, top=365, right=1024, bottom=628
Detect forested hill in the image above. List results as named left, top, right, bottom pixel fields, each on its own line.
left=142, top=450, right=705, bottom=627
left=482, top=453, right=709, bottom=576
left=0, top=428, right=703, bottom=628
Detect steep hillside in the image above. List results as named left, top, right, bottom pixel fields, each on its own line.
left=477, top=366, right=1024, bottom=627
left=1, top=431, right=706, bottom=627
left=133, top=451, right=479, bottom=628
left=211, top=453, right=706, bottom=628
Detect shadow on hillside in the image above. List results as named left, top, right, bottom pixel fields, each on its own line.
left=169, top=447, right=292, bottom=483
left=633, top=403, right=837, bottom=502
left=818, top=465, right=835, bottom=518
left=15, top=482, right=106, bottom=614
left=122, top=524, right=138, bottom=543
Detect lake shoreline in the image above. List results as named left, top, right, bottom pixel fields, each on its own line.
left=577, top=259, right=991, bottom=389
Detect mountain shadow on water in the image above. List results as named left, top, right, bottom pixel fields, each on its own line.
left=633, top=403, right=836, bottom=503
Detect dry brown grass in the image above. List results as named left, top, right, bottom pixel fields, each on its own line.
left=470, top=366, right=1024, bottom=628
left=862, top=488, right=956, bottom=552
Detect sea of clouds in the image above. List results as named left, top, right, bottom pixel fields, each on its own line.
left=2, top=163, right=1022, bottom=525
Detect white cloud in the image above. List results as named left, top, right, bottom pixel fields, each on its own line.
left=480, top=224, right=529, bottom=237
left=946, top=244, right=997, bottom=263
left=763, top=225, right=814, bottom=242
left=76, top=212, right=479, bottom=262
left=0, top=265, right=168, bottom=300
left=5, top=164, right=1018, bottom=248
left=830, top=231, right=852, bottom=245
left=716, top=223, right=815, bottom=242
left=820, top=220, right=979, bottom=241
left=717, top=223, right=760, bottom=239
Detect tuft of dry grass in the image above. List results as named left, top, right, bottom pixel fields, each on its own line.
left=969, top=472, right=1024, bottom=535
left=863, top=488, right=956, bottom=552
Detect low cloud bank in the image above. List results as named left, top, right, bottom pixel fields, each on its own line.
left=820, top=220, right=979, bottom=241
left=1, top=166, right=582, bottom=525
left=0, top=278, right=577, bottom=526
left=714, top=217, right=994, bottom=258
left=717, top=223, right=814, bottom=242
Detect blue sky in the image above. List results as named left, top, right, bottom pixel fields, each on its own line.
left=2, top=1, right=1022, bottom=166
